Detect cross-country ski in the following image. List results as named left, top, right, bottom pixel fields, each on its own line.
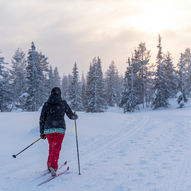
left=40, top=161, right=67, bottom=177
left=38, top=166, right=69, bottom=186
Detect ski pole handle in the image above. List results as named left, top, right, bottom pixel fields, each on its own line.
left=12, top=137, right=41, bottom=158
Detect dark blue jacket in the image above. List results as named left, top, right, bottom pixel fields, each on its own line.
left=40, top=94, right=75, bottom=134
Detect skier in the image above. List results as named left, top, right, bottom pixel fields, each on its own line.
left=39, top=87, right=78, bottom=176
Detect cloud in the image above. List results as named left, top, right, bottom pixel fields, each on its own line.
left=0, top=0, right=191, bottom=75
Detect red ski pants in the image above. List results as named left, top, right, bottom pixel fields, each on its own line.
left=46, top=133, right=65, bottom=171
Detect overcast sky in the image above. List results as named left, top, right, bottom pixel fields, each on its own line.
left=1, top=0, right=191, bottom=75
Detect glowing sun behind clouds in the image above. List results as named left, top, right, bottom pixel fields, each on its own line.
left=120, top=1, right=182, bottom=34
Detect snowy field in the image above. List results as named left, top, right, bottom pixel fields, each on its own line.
left=1, top=104, right=191, bottom=191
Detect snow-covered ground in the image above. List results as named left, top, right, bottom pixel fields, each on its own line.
left=1, top=104, right=191, bottom=191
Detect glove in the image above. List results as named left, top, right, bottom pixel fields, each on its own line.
left=72, top=113, right=78, bottom=120
left=40, top=134, right=46, bottom=139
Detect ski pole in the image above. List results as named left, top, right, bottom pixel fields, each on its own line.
left=12, top=137, right=41, bottom=158
left=74, top=115, right=81, bottom=175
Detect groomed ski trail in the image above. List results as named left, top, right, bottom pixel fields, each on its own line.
left=2, top=108, right=191, bottom=190
left=79, top=113, right=150, bottom=163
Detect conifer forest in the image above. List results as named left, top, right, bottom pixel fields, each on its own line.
left=0, top=35, right=190, bottom=112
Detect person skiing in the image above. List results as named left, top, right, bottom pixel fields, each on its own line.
left=39, top=87, right=78, bottom=176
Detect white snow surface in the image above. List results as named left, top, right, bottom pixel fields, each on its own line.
left=1, top=105, right=191, bottom=190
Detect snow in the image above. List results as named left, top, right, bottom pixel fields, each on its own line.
left=1, top=104, right=191, bottom=190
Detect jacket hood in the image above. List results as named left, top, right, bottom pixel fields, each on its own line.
left=47, top=94, right=62, bottom=105
left=51, top=87, right=61, bottom=96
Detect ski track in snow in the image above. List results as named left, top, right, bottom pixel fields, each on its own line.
left=1, top=108, right=191, bottom=190
left=79, top=113, right=149, bottom=163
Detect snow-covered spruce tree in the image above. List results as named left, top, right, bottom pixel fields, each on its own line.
left=183, top=48, right=191, bottom=95
left=146, top=69, right=155, bottom=106
left=69, top=62, right=82, bottom=111
left=53, top=67, right=61, bottom=88
left=96, top=57, right=107, bottom=110
left=66, top=74, right=73, bottom=101
left=177, top=53, right=188, bottom=107
left=105, top=61, right=120, bottom=107
left=86, top=57, right=106, bottom=112
left=152, top=35, right=170, bottom=109
left=130, top=49, right=141, bottom=105
left=10, top=49, right=27, bottom=108
left=38, top=52, right=50, bottom=102
left=120, top=58, right=138, bottom=112
left=39, top=46, right=50, bottom=108
left=86, top=63, right=94, bottom=112
left=120, top=43, right=151, bottom=109
left=48, top=65, right=54, bottom=91
left=163, top=52, right=178, bottom=98
left=61, top=75, right=70, bottom=101
left=25, top=42, right=49, bottom=111
left=116, top=74, right=124, bottom=106
left=136, top=42, right=151, bottom=108
left=80, top=73, right=87, bottom=111
left=0, top=56, right=12, bottom=111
